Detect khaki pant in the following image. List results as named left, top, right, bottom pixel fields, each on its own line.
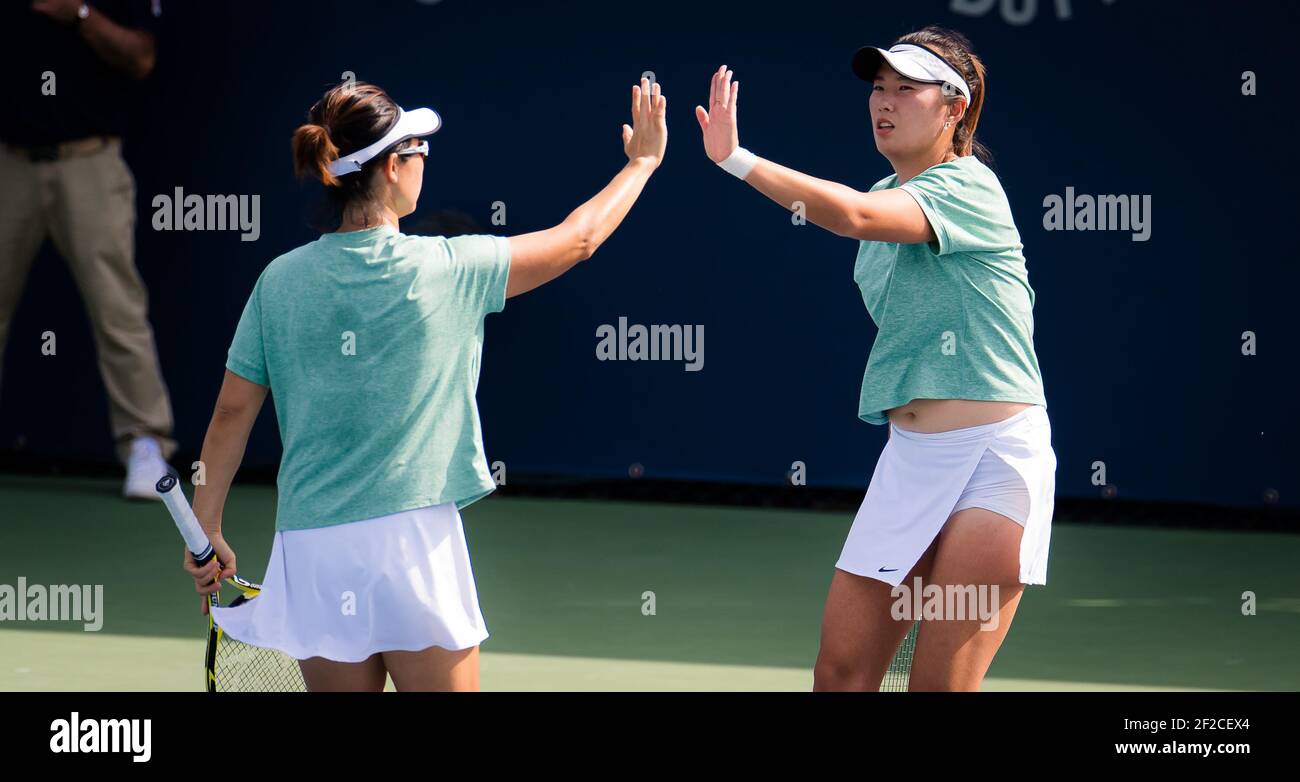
left=0, top=138, right=175, bottom=463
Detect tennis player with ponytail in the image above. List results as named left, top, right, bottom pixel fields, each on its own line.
left=181, top=77, right=667, bottom=691
left=697, top=26, right=1056, bottom=691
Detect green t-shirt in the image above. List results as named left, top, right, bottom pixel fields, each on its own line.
left=854, top=154, right=1046, bottom=425
left=226, top=225, right=511, bottom=531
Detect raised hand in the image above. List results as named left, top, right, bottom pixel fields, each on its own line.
left=622, top=77, right=667, bottom=168
left=31, top=0, right=84, bottom=24
left=695, top=65, right=739, bottom=163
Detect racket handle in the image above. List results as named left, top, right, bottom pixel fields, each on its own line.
left=156, top=473, right=216, bottom=566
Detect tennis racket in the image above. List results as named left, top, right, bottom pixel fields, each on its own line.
left=156, top=473, right=306, bottom=693
left=881, top=621, right=918, bottom=692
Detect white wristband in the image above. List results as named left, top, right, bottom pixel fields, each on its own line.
left=717, top=146, right=758, bottom=180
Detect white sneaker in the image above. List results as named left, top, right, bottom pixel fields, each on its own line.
left=123, top=437, right=170, bottom=501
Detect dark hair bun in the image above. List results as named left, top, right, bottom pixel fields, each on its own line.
left=291, top=122, right=340, bottom=187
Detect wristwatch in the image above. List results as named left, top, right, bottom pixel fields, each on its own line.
left=77, top=3, right=91, bottom=22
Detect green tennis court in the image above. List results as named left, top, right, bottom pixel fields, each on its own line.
left=1, top=474, right=1295, bottom=691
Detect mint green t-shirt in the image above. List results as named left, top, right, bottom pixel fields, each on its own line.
left=226, top=225, right=511, bottom=531
left=854, top=154, right=1046, bottom=425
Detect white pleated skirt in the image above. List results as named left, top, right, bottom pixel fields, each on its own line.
left=836, top=404, right=1057, bottom=586
left=211, top=503, right=489, bottom=663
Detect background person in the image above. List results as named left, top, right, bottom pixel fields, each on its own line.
left=0, top=0, right=175, bottom=499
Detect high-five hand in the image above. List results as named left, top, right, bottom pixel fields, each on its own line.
left=695, top=65, right=739, bottom=163
left=31, top=0, right=83, bottom=24
left=623, top=77, right=668, bottom=168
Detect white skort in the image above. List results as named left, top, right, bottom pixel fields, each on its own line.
left=212, top=502, right=489, bottom=662
left=836, top=405, right=1056, bottom=586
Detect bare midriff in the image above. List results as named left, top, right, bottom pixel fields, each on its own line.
left=887, top=398, right=1034, bottom=434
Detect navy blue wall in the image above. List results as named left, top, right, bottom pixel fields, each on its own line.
left=3, top=0, right=1296, bottom=509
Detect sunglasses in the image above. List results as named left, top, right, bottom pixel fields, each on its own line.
left=395, top=140, right=429, bottom=160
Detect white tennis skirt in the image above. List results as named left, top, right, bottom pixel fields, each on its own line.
left=836, top=404, right=1056, bottom=586
left=211, top=503, right=489, bottom=663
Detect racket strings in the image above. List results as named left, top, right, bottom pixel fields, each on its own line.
left=213, top=634, right=307, bottom=692
left=881, top=621, right=918, bottom=692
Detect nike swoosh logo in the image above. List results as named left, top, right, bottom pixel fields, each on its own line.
left=878, top=567, right=898, bottom=573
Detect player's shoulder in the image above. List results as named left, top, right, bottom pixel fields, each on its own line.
left=413, top=233, right=502, bottom=251
left=868, top=172, right=899, bottom=193
left=903, top=155, right=1006, bottom=206
left=405, top=233, right=508, bottom=266
left=925, top=154, right=999, bottom=188
left=394, top=231, right=451, bottom=254
left=868, top=155, right=989, bottom=194
left=256, top=241, right=319, bottom=287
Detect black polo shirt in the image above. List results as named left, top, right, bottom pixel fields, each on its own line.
left=0, top=1, right=161, bottom=146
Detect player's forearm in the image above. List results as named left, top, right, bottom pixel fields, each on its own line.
left=80, top=8, right=156, bottom=79
left=741, top=157, right=864, bottom=237
left=191, top=412, right=256, bottom=536
left=567, top=156, right=658, bottom=258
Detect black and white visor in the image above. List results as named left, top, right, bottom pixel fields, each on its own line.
left=851, top=43, right=971, bottom=103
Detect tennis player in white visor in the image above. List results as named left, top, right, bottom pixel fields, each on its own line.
left=182, top=77, right=668, bottom=691
left=697, top=26, right=1056, bottom=691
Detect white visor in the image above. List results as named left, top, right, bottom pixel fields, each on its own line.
left=327, top=107, right=442, bottom=176
left=851, top=43, right=971, bottom=103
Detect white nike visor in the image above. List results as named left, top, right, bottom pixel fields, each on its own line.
left=327, top=106, right=442, bottom=177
